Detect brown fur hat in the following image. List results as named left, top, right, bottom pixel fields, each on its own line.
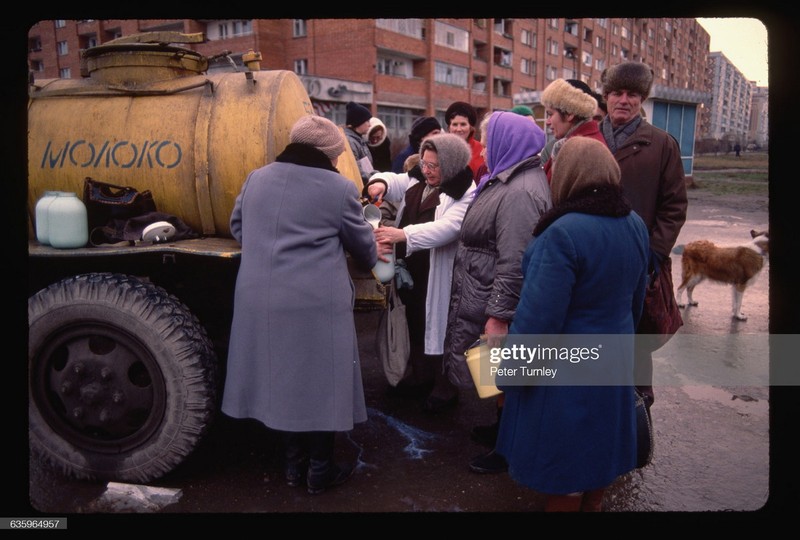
left=601, top=61, right=654, bottom=98
left=541, top=78, right=598, bottom=120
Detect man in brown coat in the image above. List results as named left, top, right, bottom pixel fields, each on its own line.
left=599, top=61, right=688, bottom=407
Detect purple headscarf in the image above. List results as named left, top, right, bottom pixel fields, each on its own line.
left=485, top=111, right=546, bottom=175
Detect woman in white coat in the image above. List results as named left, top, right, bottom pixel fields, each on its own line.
left=365, top=133, right=476, bottom=411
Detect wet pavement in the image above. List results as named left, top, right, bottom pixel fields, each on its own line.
left=25, top=188, right=782, bottom=523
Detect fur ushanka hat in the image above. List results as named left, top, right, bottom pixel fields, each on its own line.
left=601, top=61, right=654, bottom=99
left=418, top=133, right=471, bottom=182
left=541, top=78, right=598, bottom=120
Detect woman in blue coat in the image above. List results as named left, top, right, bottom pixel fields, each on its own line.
left=222, top=115, right=377, bottom=495
left=494, top=137, right=649, bottom=512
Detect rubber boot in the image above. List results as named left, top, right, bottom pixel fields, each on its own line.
left=581, top=488, right=606, bottom=512
left=471, top=404, right=503, bottom=447
left=544, top=493, right=584, bottom=512
left=469, top=449, right=508, bottom=474
left=306, top=431, right=354, bottom=495
left=423, top=356, right=459, bottom=413
left=284, top=432, right=308, bottom=487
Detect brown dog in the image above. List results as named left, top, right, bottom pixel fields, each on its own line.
left=676, top=230, right=769, bottom=321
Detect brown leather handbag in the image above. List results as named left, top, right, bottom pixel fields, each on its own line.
left=637, top=257, right=683, bottom=350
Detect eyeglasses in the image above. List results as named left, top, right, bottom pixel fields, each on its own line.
left=420, top=160, right=440, bottom=171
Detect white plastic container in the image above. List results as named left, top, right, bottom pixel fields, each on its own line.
left=364, top=204, right=395, bottom=283
left=34, top=191, right=60, bottom=245
left=48, top=192, right=88, bottom=249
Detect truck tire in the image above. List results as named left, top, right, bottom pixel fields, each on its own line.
left=28, top=272, right=219, bottom=483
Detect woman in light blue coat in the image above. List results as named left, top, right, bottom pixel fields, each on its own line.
left=223, top=115, right=377, bottom=495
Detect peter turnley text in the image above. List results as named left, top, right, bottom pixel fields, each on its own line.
left=490, top=365, right=558, bottom=379
left=488, top=344, right=602, bottom=364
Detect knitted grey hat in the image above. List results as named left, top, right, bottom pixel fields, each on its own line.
left=289, top=115, right=345, bottom=160
left=601, top=61, right=654, bottom=98
left=419, top=133, right=471, bottom=182
left=541, top=78, right=598, bottom=119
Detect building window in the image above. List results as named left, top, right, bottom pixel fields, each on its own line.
left=473, top=74, right=487, bottom=92
left=621, top=48, right=629, bottom=59
left=596, top=36, right=606, bottom=50
left=582, top=51, right=592, bottom=66
left=376, top=18, right=424, bottom=39
left=621, top=26, right=629, bottom=39
left=294, top=59, right=307, bottom=75
left=520, top=57, right=532, bottom=74
left=29, top=37, right=42, bottom=52
left=377, top=56, right=410, bottom=77
left=583, top=28, right=593, bottom=43
left=494, top=18, right=512, bottom=36
left=57, top=41, right=68, bottom=56
left=79, top=35, right=97, bottom=50
left=59, top=67, right=71, bottom=78
left=434, top=61, right=468, bottom=87
left=54, top=20, right=66, bottom=28
left=546, top=65, right=558, bottom=81
left=595, top=58, right=606, bottom=72
left=435, top=21, right=468, bottom=52
left=611, top=44, right=618, bottom=57
left=494, top=47, right=512, bottom=67
left=232, top=20, right=251, bottom=36
left=564, top=20, right=578, bottom=36
left=377, top=106, right=423, bottom=135
left=293, top=19, right=307, bottom=37
left=521, top=29, right=533, bottom=47
left=548, top=18, right=559, bottom=30
left=547, top=39, right=559, bottom=56
left=30, top=59, right=44, bottom=72
left=494, top=78, right=511, bottom=97
left=596, top=18, right=607, bottom=28
left=208, top=20, right=253, bottom=40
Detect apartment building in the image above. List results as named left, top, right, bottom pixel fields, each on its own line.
left=705, top=51, right=755, bottom=146
left=749, top=86, right=769, bottom=149
left=28, top=17, right=714, bottom=173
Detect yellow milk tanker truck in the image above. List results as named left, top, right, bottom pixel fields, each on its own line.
left=27, top=32, right=384, bottom=483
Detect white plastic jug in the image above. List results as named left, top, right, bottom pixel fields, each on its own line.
left=34, top=191, right=60, bottom=245
left=363, top=204, right=395, bottom=283
left=48, top=192, right=88, bottom=249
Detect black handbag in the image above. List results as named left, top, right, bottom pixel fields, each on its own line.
left=83, top=177, right=157, bottom=231
left=635, top=389, right=654, bottom=468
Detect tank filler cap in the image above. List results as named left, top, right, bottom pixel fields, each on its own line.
left=80, top=32, right=209, bottom=81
